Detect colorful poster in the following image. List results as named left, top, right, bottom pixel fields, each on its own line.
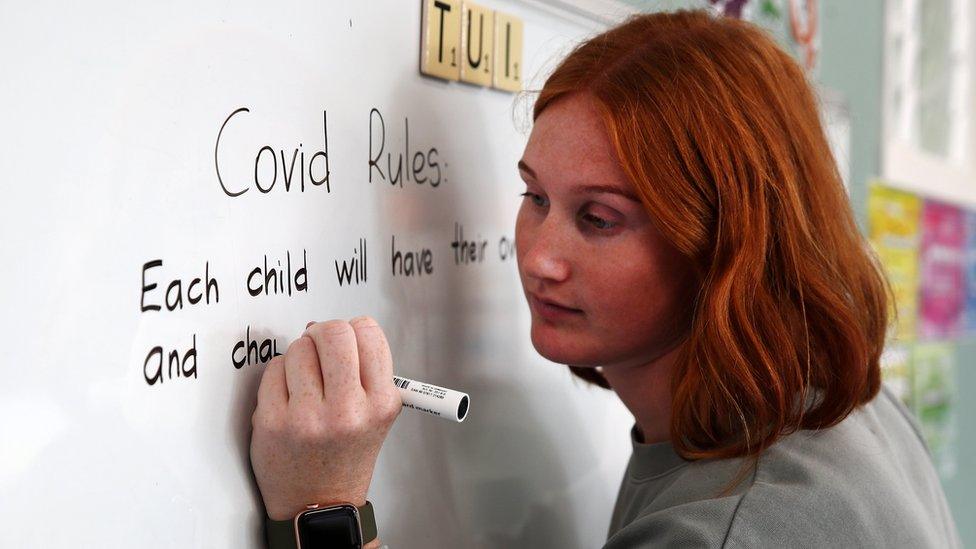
left=964, top=212, right=976, bottom=334
left=880, top=344, right=913, bottom=408
left=868, top=184, right=923, bottom=341
left=912, top=342, right=957, bottom=480
left=919, top=200, right=966, bottom=339
left=707, top=0, right=751, bottom=19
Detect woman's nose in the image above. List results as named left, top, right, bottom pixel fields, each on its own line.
left=520, top=219, right=572, bottom=283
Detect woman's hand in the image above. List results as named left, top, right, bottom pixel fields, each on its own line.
left=250, top=317, right=403, bottom=521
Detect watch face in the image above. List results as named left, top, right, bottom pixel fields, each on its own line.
left=296, top=505, right=362, bottom=548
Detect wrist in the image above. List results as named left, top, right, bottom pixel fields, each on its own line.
left=266, top=507, right=300, bottom=522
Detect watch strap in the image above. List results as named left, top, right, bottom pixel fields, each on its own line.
left=359, top=501, right=378, bottom=544
left=267, top=514, right=298, bottom=549
left=266, top=501, right=377, bottom=549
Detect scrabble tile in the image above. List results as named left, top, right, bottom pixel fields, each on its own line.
left=493, top=12, right=523, bottom=92
left=460, top=2, right=494, bottom=86
left=420, top=0, right=461, bottom=81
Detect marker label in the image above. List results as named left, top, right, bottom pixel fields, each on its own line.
left=393, top=375, right=469, bottom=422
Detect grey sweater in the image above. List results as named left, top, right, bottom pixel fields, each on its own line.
left=605, top=387, right=960, bottom=548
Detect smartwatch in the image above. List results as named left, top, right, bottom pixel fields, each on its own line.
left=266, top=501, right=377, bottom=549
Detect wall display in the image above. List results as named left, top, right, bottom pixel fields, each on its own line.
left=707, top=0, right=751, bottom=19
left=912, top=342, right=958, bottom=480
left=868, top=183, right=923, bottom=341
left=788, top=0, right=818, bottom=70
left=964, top=212, right=976, bottom=334
left=919, top=200, right=966, bottom=339
left=880, top=344, right=913, bottom=406
left=870, top=184, right=965, bottom=483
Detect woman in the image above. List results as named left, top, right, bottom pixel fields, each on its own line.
left=250, top=10, right=960, bottom=548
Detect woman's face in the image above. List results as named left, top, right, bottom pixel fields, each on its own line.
left=516, top=93, right=694, bottom=369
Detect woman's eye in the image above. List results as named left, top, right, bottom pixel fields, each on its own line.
left=581, top=212, right=617, bottom=230
left=520, top=192, right=548, bottom=208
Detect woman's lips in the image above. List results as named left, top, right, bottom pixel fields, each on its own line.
left=529, top=293, right=584, bottom=321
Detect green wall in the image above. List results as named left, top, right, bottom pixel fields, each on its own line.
left=817, top=0, right=883, bottom=231
left=945, top=337, right=976, bottom=542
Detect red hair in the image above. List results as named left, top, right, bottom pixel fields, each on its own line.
left=535, top=10, right=889, bottom=460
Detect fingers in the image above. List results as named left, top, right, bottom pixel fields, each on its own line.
left=349, top=316, right=394, bottom=395
left=304, top=320, right=363, bottom=401
left=283, top=335, right=324, bottom=404
left=251, top=320, right=401, bottom=524
left=257, top=355, right=288, bottom=408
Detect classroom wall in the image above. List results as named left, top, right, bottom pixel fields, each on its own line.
left=948, top=340, right=976, bottom=542
left=818, top=0, right=884, bottom=231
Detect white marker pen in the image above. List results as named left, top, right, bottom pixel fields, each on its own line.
left=393, top=376, right=469, bottom=423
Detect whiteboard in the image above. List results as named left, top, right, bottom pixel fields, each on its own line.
left=0, top=1, right=635, bottom=547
